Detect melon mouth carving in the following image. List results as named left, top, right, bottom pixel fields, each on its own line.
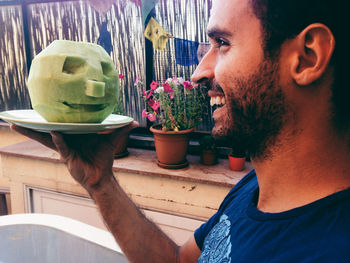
left=61, top=101, right=108, bottom=112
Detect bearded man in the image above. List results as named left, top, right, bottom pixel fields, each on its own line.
left=13, top=0, right=350, bottom=262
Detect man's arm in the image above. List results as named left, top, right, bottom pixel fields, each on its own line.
left=11, top=124, right=201, bottom=263
left=90, top=172, right=201, bottom=263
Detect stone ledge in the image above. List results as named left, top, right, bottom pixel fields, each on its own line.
left=0, top=140, right=252, bottom=188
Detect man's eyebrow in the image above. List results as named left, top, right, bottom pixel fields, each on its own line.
left=207, top=27, right=233, bottom=38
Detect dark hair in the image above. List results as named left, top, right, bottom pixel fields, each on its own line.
left=250, top=0, right=349, bottom=131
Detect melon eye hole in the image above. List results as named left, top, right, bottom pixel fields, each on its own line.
left=62, top=56, right=87, bottom=74
left=101, top=61, right=114, bottom=76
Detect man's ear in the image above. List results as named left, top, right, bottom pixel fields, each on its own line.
left=290, top=23, right=335, bottom=86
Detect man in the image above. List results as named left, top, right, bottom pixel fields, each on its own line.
left=12, top=0, right=350, bottom=262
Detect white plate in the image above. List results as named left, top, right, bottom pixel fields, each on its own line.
left=0, top=110, right=134, bottom=134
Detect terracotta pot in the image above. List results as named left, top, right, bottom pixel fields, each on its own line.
left=200, top=150, right=218, bottom=165
left=114, top=131, right=130, bottom=159
left=228, top=154, right=245, bottom=171
left=150, top=125, right=194, bottom=169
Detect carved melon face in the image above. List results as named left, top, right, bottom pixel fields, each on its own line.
left=27, top=40, right=119, bottom=123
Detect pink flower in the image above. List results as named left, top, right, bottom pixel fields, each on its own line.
left=162, top=82, right=174, bottom=93
left=119, top=74, right=124, bottom=79
left=148, top=99, right=160, bottom=111
left=150, top=80, right=159, bottom=90
left=147, top=113, right=156, bottom=122
left=152, top=102, right=160, bottom=112
left=142, top=89, right=153, bottom=99
left=183, top=80, right=193, bottom=90
left=172, top=77, right=179, bottom=84
left=142, top=89, right=147, bottom=96
left=147, top=90, right=153, bottom=99
left=169, top=93, right=175, bottom=99
left=142, top=109, right=148, bottom=118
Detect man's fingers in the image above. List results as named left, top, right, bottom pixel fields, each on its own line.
left=50, top=131, right=72, bottom=160
left=10, top=124, right=57, bottom=150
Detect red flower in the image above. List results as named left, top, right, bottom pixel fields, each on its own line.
left=162, top=82, right=174, bottom=93
left=142, top=89, right=147, bottom=96
left=150, top=80, right=159, bottom=90
left=119, top=74, right=124, bottom=79
left=143, top=89, right=153, bottom=99
left=183, top=80, right=193, bottom=90
left=148, top=99, right=160, bottom=111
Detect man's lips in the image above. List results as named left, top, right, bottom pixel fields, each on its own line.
left=212, top=102, right=227, bottom=122
left=208, top=90, right=226, bottom=124
left=197, top=80, right=226, bottom=107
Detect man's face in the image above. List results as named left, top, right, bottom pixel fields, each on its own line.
left=192, top=0, right=287, bottom=158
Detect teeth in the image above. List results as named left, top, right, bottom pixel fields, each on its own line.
left=210, top=96, right=226, bottom=106
left=210, top=97, right=215, bottom=106
left=221, top=97, right=225, bottom=105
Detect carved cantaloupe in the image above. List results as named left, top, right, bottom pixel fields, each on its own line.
left=27, top=40, right=119, bottom=123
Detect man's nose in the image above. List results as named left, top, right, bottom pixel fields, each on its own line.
left=191, top=48, right=215, bottom=86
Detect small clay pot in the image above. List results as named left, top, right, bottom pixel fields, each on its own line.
left=228, top=154, right=245, bottom=171
left=200, top=149, right=218, bottom=165
left=150, top=125, right=194, bottom=169
left=114, top=132, right=130, bottom=159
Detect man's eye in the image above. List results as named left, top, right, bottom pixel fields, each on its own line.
left=215, top=38, right=229, bottom=47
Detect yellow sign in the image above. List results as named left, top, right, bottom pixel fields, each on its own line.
left=144, top=18, right=172, bottom=51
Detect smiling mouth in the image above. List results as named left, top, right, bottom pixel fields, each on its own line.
left=61, top=101, right=108, bottom=112
left=210, top=96, right=226, bottom=118
left=208, top=81, right=226, bottom=109
left=210, top=96, right=225, bottom=107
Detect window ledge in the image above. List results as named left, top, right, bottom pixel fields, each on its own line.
left=0, top=140, right=252, bottom=188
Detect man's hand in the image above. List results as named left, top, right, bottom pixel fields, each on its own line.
left=10, top=122, right=139, bottom=193
left=11, top=121, right=201, bottom=262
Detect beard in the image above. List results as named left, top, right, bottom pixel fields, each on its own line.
left=213, top=57, right=287, bottom=160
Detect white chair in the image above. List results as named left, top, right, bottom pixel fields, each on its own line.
left=0, top=213, right=128, bottom=263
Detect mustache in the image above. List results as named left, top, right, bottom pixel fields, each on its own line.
left=205, top=80, right=224, bottom=96
left=213, top=81, right=222, bottom=90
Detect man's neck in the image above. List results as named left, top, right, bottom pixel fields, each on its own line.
left=252, top=124, right=350, bottom=213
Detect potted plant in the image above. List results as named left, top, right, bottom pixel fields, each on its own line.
left=228, top=147, right=246, bottom=171
left=139, top=77, right=207, bottom=169
left=113, top=74, right=129, bottom=158
left=199, top=135, right=218, bottom=165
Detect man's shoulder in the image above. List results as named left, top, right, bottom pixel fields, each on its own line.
left=315, top=187, right=350, bottom=231
left=216, top=170, right=258, bottom=213
left=226, top=170, right=257, bottom=198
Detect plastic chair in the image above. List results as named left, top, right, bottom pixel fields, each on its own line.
left=0, top=213, right=128, bottom=263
